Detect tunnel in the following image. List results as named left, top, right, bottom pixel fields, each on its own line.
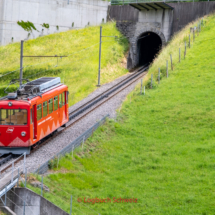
left=137, top=32, right=162, bottom=67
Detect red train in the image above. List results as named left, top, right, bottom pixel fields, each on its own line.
left=0, top=77, right=69, bottom=154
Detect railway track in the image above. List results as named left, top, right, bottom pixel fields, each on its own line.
left=0, top=65, right=148, bottom=178
left=0, top=154, right=13, bottom=166
left=69, top=65, right=147, bottom=120
left=30, top=64, right=149, bottom=153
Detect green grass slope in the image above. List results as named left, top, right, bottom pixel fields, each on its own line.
left=27, top=15, right=215, bottom=215
left=0, top=23, right=128, bottom=105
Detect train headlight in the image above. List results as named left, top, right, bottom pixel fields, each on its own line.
left=8, top=102, right=13, bottom=107
left=21, top=132, right=26, bottom=137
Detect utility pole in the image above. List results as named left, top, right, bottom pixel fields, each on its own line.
left=20, top=40, right=24, bottom=88
left=97, top=26, right=102, bottom=87
left=97, top=26, right=117, bottom=87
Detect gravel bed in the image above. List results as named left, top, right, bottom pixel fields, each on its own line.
left=1, top=70, right=148, bottom=176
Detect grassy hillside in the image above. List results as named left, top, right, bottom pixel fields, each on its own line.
left=26, top=15, right=215, bottom=214
left=0, top=22, right=128, bottom=105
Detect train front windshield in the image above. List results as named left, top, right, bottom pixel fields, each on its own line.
left=0, top=109, right=28, bottom=125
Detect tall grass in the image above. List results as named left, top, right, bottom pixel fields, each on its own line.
left=0, top=22, right=129, bottom=106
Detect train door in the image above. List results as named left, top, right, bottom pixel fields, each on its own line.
left=59, top=92, right=66, bottom=124
left=32, top=104, right=37, bottom=139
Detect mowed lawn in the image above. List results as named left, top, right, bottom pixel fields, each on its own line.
left=29, top=16, right=215, bottom=214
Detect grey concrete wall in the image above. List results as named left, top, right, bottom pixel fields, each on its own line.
left=0, top=190, right=14, bottom=213
left=0, top=188, right=69, bottom=215
left=169, top=2, right=215, bottom=35
left=0, top=0, right=109, bottom=45
left=138, top=9, right=173, bottom=42
left=108, top=5, right=138, bottom=22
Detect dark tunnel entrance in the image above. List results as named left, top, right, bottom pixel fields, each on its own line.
left=137, top=32, right=162, bottom=66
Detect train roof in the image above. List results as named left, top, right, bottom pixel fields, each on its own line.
left=0, top=77, right=65, bottom=102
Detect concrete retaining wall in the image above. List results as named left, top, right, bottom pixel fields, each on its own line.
left=0, top=188, right=69, bottom=215
left=169, top=2, right=215, bottom=34
left=108, top=5, right=138, bottom=22
left=0, top=0, right=109, bottom=45
left=109, top=2, right=215, bottom=38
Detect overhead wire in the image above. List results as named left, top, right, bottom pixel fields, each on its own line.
left=0, top=34, right=125, bottom=81
left=24, top=44, right=100, bottom=80
left=0, top=42, right=100, bottom=80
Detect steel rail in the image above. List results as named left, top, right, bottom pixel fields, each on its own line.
left=69, top=65, right=147, bottom=118
left=0, top=65, right=149, bottom=175
left=0, top=154, right=24, bottom=176
left=0, top=154, right=12, bottom=166
left=30, top=65, right=148, bottom=154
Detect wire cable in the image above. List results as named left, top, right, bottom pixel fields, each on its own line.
left=42, top=186, right=87, bottom=215
left=24, top=51, right=98, bottom=80
left=10, top=189, right=37, bottom=215
left=5, top=196, right=24, bottom=214
left=43, top=177, right=100, bottom=214
left=0, top=42, right=100, bottom=80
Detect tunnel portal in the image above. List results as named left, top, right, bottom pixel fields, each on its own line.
left=137, top=32, right=162, bottom=67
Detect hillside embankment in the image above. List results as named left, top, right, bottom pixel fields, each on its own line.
left=26, top=14, right=215, bottom=214
left=0, top=22, right=128, bottom=106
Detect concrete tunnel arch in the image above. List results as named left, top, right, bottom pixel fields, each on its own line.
left=127, top=29, right=166, bottom=69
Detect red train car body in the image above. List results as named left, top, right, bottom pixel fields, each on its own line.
left=0, top=77, right=69, bottom=154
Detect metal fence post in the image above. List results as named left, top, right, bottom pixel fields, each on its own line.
left=20, top=40, right=24, bottom=88
left=41, top=176, right=43, bottom=196
left=11, top=161, right=14, bottom=183
left=70, top=195, right=72, bottom=215
left=82, top=136, right=85, bottom=149
left=97, top=26, right=102, bottom=87
left=23, top=201, right=25, bottom=215
left=17, top=168, right=20, bottom=187
left=193, top=29, right=195, bottom=41
left=24, top=153, right=26, bottom=174
left=170, top=54, right=173, bottom=71
left=25, top=168, right=27, bottom=188
left=166, top=60, right=168, bottom=78
left=5, top=186, right=7, bottom=206
left=189, top=34, right=190, bottom=48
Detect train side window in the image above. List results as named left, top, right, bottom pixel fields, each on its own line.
left=59, top=94, right=62, bottom=108
left=49, top=99, right=53, bottom=114
left=37, top=104, right=42, bottom=121
left=62, top=92, right=65, bottom=105
left=43, top=101, right=48, bottom=117
left=30, top=109, right=32, bottom=124
left=54, top=96, right=58, bottom=111
left=0, top=109, right=7, bottom=125
left=66, top=91, right=69, bottom=104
